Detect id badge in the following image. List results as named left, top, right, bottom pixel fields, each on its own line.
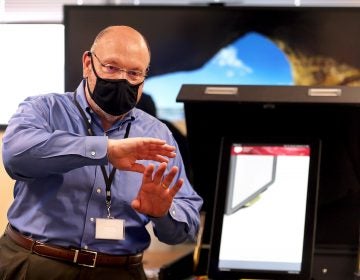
left=95, top=218, right=125, bottom=240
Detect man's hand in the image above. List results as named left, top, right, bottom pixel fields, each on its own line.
left=131, top=162, right=183, bottom=217
left=107, top=138, right=176, bottom=173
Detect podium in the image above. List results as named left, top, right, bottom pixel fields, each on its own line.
left=177, top=84, right=360, bottom=279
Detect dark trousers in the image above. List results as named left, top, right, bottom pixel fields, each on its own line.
left=0, top=234, right=147, bottom=280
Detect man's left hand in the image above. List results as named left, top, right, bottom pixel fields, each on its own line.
left=131, top=162, right=183, bottom=217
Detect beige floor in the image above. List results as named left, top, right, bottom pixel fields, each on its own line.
left=143, top=228, right=196, bottom=279
left=144, top=223, right=195, bottom=269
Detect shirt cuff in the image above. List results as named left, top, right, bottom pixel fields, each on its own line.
left=148, top=204, right=185, bottom=224
left=85, top=136, right=108, bottom=164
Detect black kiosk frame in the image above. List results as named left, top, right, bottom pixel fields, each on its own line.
left=177, top=84, right=360, bottom=279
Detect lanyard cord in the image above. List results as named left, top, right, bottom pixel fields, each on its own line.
left=74, top=91, right=132, bottom=217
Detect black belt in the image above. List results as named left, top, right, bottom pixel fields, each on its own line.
left=5, top=224, right=143, bottom=268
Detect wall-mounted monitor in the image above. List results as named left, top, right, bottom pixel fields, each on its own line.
left=208, top=137, right=320, bottom=280
left=64, top=5, right=360, bottom=122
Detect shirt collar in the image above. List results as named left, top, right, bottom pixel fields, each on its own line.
left=74, top=79, right=89, bottom=112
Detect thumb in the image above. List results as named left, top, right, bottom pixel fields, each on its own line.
left=131, top=199, right=140, bottom=211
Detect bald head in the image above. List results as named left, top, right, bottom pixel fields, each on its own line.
left=90, top=25, right=150, bottom=63
left=83, top=25, right=151, bottom=82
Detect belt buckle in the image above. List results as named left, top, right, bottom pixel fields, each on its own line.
left=73, top=249, right=98, bottom=268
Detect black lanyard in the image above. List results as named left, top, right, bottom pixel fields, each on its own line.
left=74, top=91, right=131, bottom=217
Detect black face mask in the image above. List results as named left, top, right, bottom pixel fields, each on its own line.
left=87, top=53, right=142, bottom=116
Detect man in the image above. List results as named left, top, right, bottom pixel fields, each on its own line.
left=0, top=25, right=203, bottom=279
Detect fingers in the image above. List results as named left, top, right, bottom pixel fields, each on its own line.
left=141, top=164, right=156, bottom=185
left=144, top=146, right=176, bottom=162
left=168, top=178, right=184, bottom=197
left=161, top=166, right=179, bottom=188
left=158, top=165, right=183, bottom=196
left=144, top=163, right=182, bottom=194
left=143, top=138, right=167, bottom=145
left=152, top=162, right=167, bottom=184
left=144, top=139, right=175, bottom=150
left=141, top=139, right=176, bottom=161
left=152, top=155, right=170, bottom=163
left=142, top=139, right=176, bottom=153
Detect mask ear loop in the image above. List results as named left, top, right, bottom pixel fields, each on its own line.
left=85, top=51, right=100, bottom=96
left=87, top=51, right=101, bottom=79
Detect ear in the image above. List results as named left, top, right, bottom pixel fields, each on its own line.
left=82, top=51, right=92, bottom=78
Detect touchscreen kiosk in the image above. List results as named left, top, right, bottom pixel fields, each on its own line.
left=208, top=137, right=321, bottom=280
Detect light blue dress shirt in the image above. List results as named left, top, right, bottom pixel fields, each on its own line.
left=2, top=80, right=203, bottom=255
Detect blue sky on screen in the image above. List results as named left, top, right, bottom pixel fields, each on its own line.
left=143, top=32, right=293, bottom=120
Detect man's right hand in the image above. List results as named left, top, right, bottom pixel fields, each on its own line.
left=107, top=138, right=176, bottom=173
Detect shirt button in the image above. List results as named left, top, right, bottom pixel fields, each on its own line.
left=96, top=188, right=101, bottom=194
left=84, top=245, right=88, bottom=250
left=91, top=151, right=96, bottom=157
left=90, top=217, right=94, bottom=222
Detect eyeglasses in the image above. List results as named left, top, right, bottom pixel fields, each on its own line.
left=91, top=52, right=148, bottom=83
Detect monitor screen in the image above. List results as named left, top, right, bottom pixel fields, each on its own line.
left=208, top=137, right=321, bottom=280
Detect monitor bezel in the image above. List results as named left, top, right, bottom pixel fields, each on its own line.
left=208, top=136, right=321, bottom=280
